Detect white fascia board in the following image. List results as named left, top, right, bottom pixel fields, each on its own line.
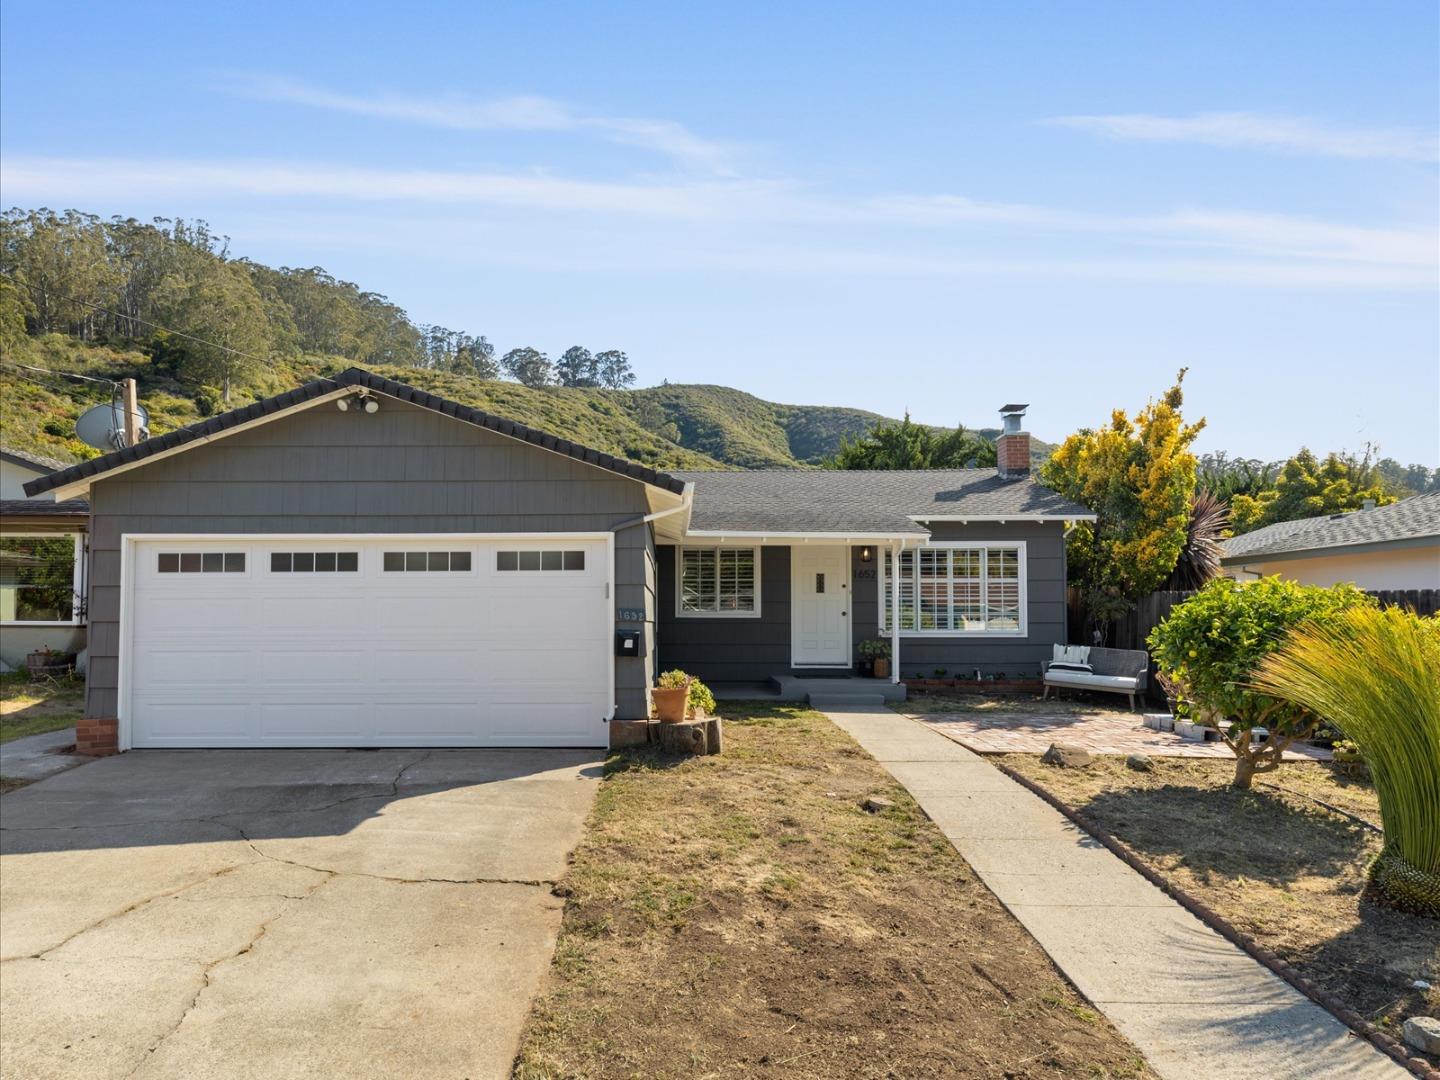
left=48, top=388, right=355, bottom=499
left=671, top=530, right=926, bottom=544
left=51, top=386, right=689, bottom=503
left=904, top=521, right=1094, bottom=529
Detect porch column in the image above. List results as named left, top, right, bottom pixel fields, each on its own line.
left=890, top=540, right=901, bottom=683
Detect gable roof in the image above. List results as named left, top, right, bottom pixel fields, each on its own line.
left=671, top=469, right=1093, bottom=536
left=1, top=446, right=72, bottom=474
left=22, top=368, right=688, bottom=498
left=1220, top=492, right=1440, bottom=563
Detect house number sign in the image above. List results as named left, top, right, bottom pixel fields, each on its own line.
left=616, top=607, right=646, bottom=622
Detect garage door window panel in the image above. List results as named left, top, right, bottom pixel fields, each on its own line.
left=383, top=551, right=473, bottom=572
left=495, top=550, right=586, bottom=571
left=158, top=551, right=245, bottom=574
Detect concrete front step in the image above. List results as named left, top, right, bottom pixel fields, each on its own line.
left=771, top=674, right=906, bottom=703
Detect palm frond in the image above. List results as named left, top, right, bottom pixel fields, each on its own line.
left=1253, top=607, right=1440, bottom=915
left=1164, top=488, right=1231, bottom=590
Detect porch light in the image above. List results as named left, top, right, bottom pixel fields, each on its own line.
left=860, top=546, right=873, bottom=563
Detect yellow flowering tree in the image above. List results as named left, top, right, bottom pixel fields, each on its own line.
left=1040, top=370, right=1205, bottom=630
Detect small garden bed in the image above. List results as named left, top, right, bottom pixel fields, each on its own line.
left=904, top=676, right=1043, bottom=694
left=516, top=703, right=1153, bottom=1078
left=1002, top=754, right=1439, bottom=1059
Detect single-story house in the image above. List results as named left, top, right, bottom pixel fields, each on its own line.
left=1, top=446, right=90, bottom=672
left=1220, top=492, right=1440, bottom=591
left=22, top=370, right=1092, bottom=753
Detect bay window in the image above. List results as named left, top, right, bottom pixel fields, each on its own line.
left=881, top=543, right=1025, bottom=635
left=677, top=546, right=759, bottom=617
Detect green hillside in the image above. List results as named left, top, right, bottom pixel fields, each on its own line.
left=1, top=335, right=1049, bottom=474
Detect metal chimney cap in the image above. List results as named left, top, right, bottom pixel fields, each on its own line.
left=999, top=403, right=1029, bottom=415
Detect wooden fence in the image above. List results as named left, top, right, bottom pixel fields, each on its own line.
left=1066, top=586, right=1437, bottom=705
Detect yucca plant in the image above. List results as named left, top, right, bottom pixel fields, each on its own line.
left=1253, top=606, right=1440, bottom=917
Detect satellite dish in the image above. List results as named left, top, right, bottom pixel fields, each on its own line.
left=76, top=402, right=151, bottom=451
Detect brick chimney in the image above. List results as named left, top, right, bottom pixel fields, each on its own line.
left=996, top=404, right=1031, bottom=479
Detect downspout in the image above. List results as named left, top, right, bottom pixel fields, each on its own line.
left=608, top=484, right=695, bottom=721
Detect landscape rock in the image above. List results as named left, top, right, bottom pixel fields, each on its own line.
left=1402, top=1016, right=1440, bottom=1055
left=1040, top=743, right=1093, bottom=768
left=1126, top=753, right=1154, bottom=772
left=862, top=796, right=895, bottom=813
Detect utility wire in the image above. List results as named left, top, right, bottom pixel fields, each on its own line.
left=2, top=274, right=276, bottom=365
left=0, top=360, right=119, bottom=387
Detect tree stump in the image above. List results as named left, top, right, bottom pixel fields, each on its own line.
left=655, top=716, right=723, bottom=756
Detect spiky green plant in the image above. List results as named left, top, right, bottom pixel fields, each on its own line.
left=1253, top=606, right=1440, bottom=917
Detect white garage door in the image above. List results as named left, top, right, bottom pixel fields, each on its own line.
left=127, top=537, right=611, bottom=748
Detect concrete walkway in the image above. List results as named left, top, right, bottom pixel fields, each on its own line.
left=823, top=706, right=1407, bottom=1080
left=0, top=727, right=86, bottom=783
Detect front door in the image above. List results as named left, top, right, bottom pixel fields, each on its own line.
left=791, top=545, right=851, bottom=667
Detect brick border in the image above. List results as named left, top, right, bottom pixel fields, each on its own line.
left=74, top=717, right=118, bottom=756
left=993, top=761, right=1440, bottom=1079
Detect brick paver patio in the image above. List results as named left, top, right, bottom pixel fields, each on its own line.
left=910, top=710, right=1333, bottom=760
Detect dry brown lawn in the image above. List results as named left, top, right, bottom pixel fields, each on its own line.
left=1003, top=754, right=1440, bottom=1053
left=515, top=703, right=1153, bottom=1079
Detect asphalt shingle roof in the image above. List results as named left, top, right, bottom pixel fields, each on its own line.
left=671, top=469, right=1092, bottom=535
left=1, top=446, right=72, bottom=473
left=22, top=369, right=687, bottom=497
left=1220, top=492, right=1440, bottom=562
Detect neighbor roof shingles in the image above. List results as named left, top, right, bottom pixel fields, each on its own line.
left=671, top=469, right=1092, bottom=535
left=22, top=368, right=687, bottom=497
left=1220, top=492, right=1440, bottom=562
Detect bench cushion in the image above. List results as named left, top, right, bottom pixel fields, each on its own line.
left=1044, top=671, right=1140, bottom=692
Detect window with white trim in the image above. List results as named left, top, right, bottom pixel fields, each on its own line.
left=1, top=534, right=83, bottom=624
left=880, top=544, right=1025, bottom=635
left=677, top=546, right=759, bottom=617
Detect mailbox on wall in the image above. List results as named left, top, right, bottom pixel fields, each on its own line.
left=615, top=629, right=644, bottom=657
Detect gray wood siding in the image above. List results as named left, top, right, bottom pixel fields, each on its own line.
left=656, top=545, right=792, bottom=682
left=654, top=527, right=1067, bottom=684
left=890, top=521, right=1067, bottom=678
left=85, top=399, right=656, bottom=721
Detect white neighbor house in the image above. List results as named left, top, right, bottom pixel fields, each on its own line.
left=0, top=447, right=89, bottom=672
left=1219, top=492, right=1440, bottom=591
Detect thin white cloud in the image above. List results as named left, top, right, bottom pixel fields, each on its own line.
left=1048, top=112, right=1439, bottom=162
left=225, top=74, right=741, bottom=174
left=3, top=155, right=1432, bottom=290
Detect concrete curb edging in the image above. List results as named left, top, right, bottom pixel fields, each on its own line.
left=993, top=761, right=1440, bottom=1080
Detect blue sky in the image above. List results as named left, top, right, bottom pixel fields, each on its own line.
left=3, top=1, right=1437, bottom=464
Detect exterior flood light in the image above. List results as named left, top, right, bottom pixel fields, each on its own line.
left=363, top=399, right=379, bottom=414
left=336, top=398, right=349, bottom=412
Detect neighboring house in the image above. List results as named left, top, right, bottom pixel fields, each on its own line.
left=1220, top=492, right=1440, bottom=591
left=0, top=446, right=89, bottom=672
left=22, top=369, right=1092, bottom=753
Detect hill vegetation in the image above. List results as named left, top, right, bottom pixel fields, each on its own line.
left=0, top=207, right=1048, bottom=471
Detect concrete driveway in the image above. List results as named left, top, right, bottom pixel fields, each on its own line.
left=0, top=748, right=603, bottom=1079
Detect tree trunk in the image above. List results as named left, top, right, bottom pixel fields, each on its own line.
left=1231, top=754, right=1257, bottom=790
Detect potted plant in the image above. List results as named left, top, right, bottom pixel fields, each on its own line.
left=653, top=670, right=715, bottom=723
left=858, top=638, right=891, bottom=679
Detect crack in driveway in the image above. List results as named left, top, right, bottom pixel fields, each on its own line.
left=122, top=872, right=336, bottom=1079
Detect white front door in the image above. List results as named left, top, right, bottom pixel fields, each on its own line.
left=125, top=536, right=612, bottom=748
left=791, top=545, right=851, bottom=667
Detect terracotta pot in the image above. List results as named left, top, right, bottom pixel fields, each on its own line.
left=652, top=684, right=690, bottom=723
left=872, top=658, right=890, bottom=680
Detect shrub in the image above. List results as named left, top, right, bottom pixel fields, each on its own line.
left=656, top=669, right=715, bottom=716
left=1253, top=607, right=1440, bottom=917
left=1148, top=577, right=1373, bottom=789
left=857, top=638, right=891, bottom=660
left=194, top=386, right=223, bottom=417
